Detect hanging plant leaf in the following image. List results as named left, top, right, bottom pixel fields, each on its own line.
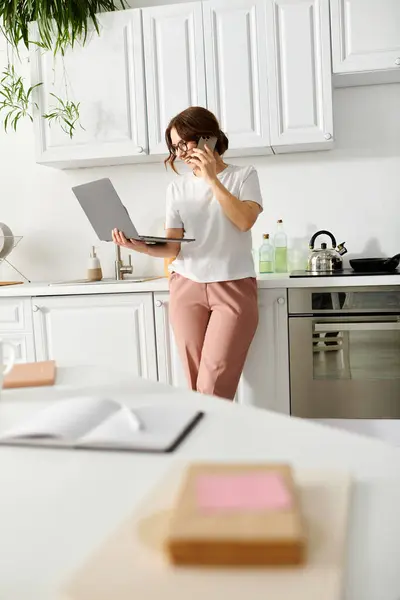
left=0, top=1, right=127, bottom=138
left=42, top=92, right=85, bottom=139
left=0, top=64, right=42, bottom=132
left=0, top=0, right=127, bottom=54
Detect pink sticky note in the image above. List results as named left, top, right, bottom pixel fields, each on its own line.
left=196, top=472, right=292, bottom=512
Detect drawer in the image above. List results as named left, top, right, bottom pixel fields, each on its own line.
left=0, top=298, right=33, bottom=332
left=0, top=333, right=36, bottom=363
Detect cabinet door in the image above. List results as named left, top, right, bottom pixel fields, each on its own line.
left=331, top=0, right=400, bottom=73
left=236, top=289, right=290, bottom=413
left=203, top=0, right=272, bottom=153
left=0, top=333, right=36, bottom=364
left=143, top=3, right=206, bottom=155
left=0, top=298, right=36, bottom=363
left=30, top=10, right=147, bottom=168
left=0, top=298, right=33, bottom=333
left=32, top=294, right=157, bottom=379
left=266, top=0, right=333, bottom=151
left=153, top=292, right=188, bottom=388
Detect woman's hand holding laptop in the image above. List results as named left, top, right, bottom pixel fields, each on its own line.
left=112, top=228, right=182, bottom=259
left=112, top=229, right=150, bottom=254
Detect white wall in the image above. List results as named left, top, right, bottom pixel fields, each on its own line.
left=0, top=7, right=399, bottom=282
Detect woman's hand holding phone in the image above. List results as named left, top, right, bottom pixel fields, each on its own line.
left=189, top=143, right=218, bottom=185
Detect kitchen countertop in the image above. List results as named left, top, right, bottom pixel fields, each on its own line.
left=0, top=365, right=400, bottom=600
left=0, top=272, right=399, bottom=297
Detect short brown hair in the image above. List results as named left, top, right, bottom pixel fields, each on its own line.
left=164, top=106, right=229, bottom=173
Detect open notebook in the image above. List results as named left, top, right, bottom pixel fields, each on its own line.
left=0, top=397, right=203, bottom=453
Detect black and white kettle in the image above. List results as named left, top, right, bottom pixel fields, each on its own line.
left=307, top=230, right=347, bottom=273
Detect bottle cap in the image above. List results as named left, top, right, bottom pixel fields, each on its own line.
left=277, top=219, right=283, bottom=223
left=263, top=233, right=270, bottom=239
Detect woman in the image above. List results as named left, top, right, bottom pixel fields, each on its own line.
left=112, top=106, right=263, bottom=400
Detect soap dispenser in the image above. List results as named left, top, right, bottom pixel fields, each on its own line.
left=87, top=246, right=103, bottom=282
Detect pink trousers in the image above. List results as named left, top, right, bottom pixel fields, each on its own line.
left=169, top=273, right=259, bottom=400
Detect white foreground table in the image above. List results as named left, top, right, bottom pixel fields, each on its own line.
left=0, top=366, right=399, bottom=600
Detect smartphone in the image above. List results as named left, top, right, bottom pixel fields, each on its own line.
left=197, top=135, right=218, bottom=152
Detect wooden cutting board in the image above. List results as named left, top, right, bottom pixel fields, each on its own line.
left=61, top=466, right=352, bottom=600
left=3, top=360, right=56, bottom=389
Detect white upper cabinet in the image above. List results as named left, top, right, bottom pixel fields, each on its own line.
left=31, top=10, right=147, bottom=168
left=330, top=0, right=400, bottom=84
left=266, top=0, right=333, bottom=151
left=29, top=0, right=339, bottom=168
left=203, top=0, right=272, bottom=154
left=143, top=3, right=207, bottom=155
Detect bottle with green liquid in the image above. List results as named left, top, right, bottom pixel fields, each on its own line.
left=274, top=219, right=288, bottom=273
left=259, top=233, right=274, bottom=273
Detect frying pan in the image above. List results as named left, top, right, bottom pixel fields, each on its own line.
left=349, top=254, right=400, bottom=273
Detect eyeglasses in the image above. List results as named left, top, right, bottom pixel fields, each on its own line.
left=170, top=138, right=198, bottom=155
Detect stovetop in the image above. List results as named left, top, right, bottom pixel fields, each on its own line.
left=290, top=268, right=400, bottom=278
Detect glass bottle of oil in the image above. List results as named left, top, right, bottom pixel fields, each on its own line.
left=274, top=219, right=288, bottom=273
left=259, top=234, right=274, bottom=273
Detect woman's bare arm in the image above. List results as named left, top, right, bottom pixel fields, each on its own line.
left=189, top=147, right=262, bottom=232
left=147, top=228, right=183, bottom=257
left=209, top=180, right=262, bottom=232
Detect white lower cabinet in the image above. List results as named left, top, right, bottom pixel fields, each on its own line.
left=0, top=289, right=290, bottom=412
left=236, top=289, right=290, bottom=413
left=153, top=289, right=290, bottom=413
left=0, top=298, right=34, bottom=333
left=153, top=292, right=188, bottom=389
left=32, top=294, right=157, bottom=379
left=1, top=333, right=36, bottom=364
left=0, top=298, right=36, bottom=363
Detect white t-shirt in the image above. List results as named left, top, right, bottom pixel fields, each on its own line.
left=165, top=164, right=263, bottom=283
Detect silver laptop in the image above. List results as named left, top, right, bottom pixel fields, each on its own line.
left=71, top=178, right=194, bottom=244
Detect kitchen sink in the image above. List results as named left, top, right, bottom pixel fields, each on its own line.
left=48, top=277, right=162, bottom=286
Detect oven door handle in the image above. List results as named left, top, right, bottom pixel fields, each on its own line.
left=315, top=321, right=400, bottom=332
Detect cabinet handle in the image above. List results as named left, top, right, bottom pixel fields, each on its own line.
left=395, top=58, right=400, bottom=66
left=324, top=133, right=333, bottom=140
left=155, top=300, right=163, bottom=308
left=32, top=304, right=40, bottom=312
left=277, top=297, right=286, bottom=306
left=137, top=146, right=144, bottom=153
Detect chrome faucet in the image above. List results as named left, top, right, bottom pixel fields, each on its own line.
left=114, top=244, right=133, bottom=280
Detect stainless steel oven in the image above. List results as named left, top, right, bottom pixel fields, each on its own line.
left=288, top=287, right=400, bottom=418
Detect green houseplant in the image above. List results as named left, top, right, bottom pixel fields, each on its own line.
left=0, top=0, right=126, bottom=53
left=43, top=93, right=82, bottom=139
left=0, top=0, right=126, bottom=135
left=0, top=64, right=41, bottom=131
